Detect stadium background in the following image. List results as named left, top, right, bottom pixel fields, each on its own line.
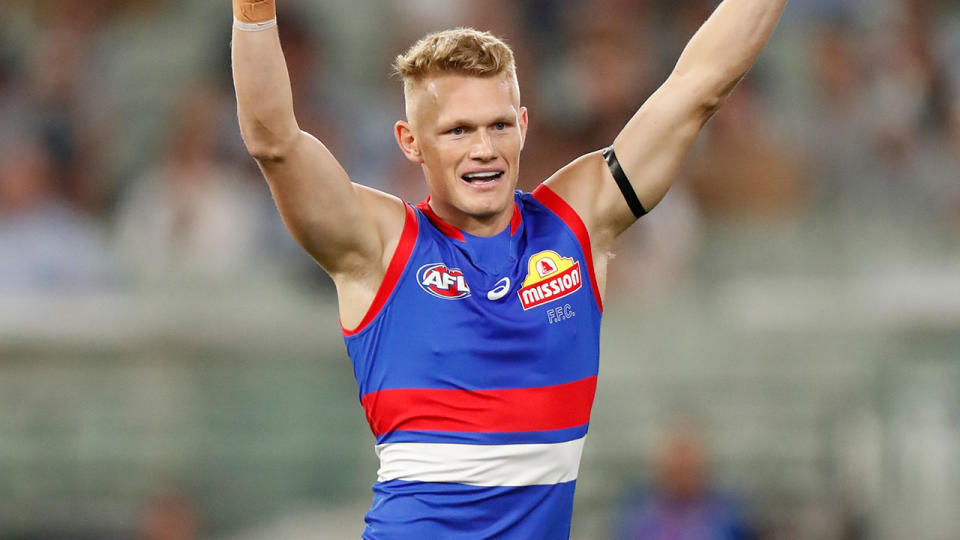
left=1, top=0, right=959, bottom=538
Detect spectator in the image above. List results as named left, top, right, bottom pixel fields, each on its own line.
left=113, top=83, right=270, bottom=286
left=140, top=491, right=199, bottom=540
left=614, top=418, right=754, bottom=540
left=686, top=82, right=807, bottom=219
left=0, top=138, right=115, bottom=292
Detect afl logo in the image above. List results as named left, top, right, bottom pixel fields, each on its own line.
left=418, top=263, right=471, bottom=300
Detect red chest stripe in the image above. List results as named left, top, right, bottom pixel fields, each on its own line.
left=361, top=376, right=598, bottom=436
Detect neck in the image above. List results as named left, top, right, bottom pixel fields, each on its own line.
left=428, top=199, right=513, bottom=237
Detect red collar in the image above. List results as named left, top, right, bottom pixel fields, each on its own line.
left=416, top=196, right=522, bottom=242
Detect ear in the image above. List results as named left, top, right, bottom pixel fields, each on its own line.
left=518, top=106, right=529, bottom=151
left=394, top=121, right=423, bottom=164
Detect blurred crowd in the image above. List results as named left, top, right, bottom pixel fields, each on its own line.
left=1, top=0, right=958, bottom=295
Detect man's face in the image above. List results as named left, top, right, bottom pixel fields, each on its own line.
left=398, top=72, right=528, bottom=229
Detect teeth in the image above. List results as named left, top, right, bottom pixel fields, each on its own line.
left=464, top=171, right=501, bottom=179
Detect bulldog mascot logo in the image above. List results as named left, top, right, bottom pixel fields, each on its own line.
left=517, top=251, right=582, bottom=310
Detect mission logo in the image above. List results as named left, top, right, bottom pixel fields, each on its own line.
left=418, top=263, right=471, bottom=299
left=518, top=250, right=582, bottom=310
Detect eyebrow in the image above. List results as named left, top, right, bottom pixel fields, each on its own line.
left=439, top=114, right=515, bottom=129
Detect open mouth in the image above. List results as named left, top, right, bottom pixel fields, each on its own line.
left=461, top=171, right=504, bottom=185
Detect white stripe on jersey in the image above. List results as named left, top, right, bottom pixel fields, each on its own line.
left=375, top=437, right=586, bottom=487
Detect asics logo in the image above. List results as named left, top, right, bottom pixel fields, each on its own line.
left=487, top=277, right=511, bottom=301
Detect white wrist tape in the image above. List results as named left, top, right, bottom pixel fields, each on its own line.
left=233, top=17, right=277, bottom=32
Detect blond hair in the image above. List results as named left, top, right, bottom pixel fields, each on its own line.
left=393, top=28, right=517, bottom=92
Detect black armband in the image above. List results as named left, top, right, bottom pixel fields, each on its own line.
left=602, top=145, right=647, bottom=219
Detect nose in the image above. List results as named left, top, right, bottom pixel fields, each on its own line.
left=469, top=130, right=496, bottom=161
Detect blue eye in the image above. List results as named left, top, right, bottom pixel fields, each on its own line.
left=494, top=122, right=506, bottom=130
left=451, top=127, right=464, bottom=135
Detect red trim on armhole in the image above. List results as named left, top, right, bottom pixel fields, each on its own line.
left=341, top=203, right=419, bottom=336
left=531, top=184, right=604, bottom=313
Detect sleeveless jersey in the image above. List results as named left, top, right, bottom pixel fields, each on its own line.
left=342, top=186, right=603, bottom=539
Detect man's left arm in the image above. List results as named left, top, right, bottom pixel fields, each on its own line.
left=548, top=0, right=788, bottom=245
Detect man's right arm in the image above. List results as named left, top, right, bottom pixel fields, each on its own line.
left=231, top=0, right=403, bottom=287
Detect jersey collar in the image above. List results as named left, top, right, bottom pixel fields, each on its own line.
left=416, top=195, right=523, bottom=242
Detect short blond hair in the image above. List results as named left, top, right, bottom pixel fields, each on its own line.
left=393, top=27, right=517, bottom=91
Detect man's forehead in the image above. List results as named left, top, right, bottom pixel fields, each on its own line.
left=405, top=72, right=520, bottom=121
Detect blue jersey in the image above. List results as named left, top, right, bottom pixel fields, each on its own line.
left=342, top=186, right=603, bottom=539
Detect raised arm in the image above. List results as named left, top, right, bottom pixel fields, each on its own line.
left=231, top=0, right=403, bottom=287
left=546, top=0, right=787, bottom=246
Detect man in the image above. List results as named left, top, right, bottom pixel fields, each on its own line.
left=231, top=1, right=786, bottom=537
left=615, top=418, right=753, bottom=540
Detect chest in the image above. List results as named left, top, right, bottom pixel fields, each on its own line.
left=405, top=226, right=591, bottom=328
left=345, top=202, right=602, bottom=394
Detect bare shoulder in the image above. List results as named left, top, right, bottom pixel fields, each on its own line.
left=350, top=183, right=409, bottom=272
left=540, top=150, right=624, bottom=252
left=333, top=184, right=411, bottom=331
left=353, top=183, right=407, bottom=223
